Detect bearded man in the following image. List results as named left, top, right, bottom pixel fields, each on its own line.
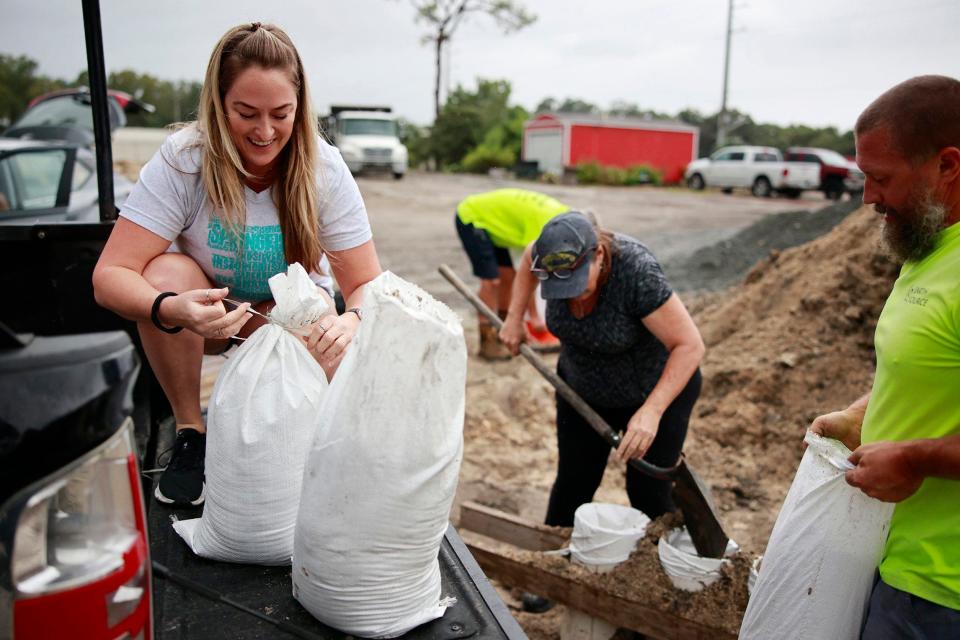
left=810, top=75, right=960, bottom=638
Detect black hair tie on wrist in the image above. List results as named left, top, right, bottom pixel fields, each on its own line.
left=151, top=292, right=183, bottom=334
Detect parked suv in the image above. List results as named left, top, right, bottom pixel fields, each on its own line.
left=783, top=147, right=864, bottom=200
left=3, top=88, right=154, bottom=147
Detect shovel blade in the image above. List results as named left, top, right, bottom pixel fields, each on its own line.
left=671, top=461, right=730, bottom=559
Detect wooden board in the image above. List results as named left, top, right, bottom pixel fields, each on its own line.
left=467, top=537, right=736, bottom=640
left=458, top=502, right=737, bottom=640
left=459, top=501, right=568, bottom=551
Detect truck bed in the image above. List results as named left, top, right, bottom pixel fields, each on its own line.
left=147, top=421, right=524, bottom=640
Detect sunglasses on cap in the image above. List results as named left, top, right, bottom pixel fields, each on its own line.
left=530, top=247, right=597, bottom=281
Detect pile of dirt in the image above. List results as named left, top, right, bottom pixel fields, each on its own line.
left=683, top=205, right=899, bottom=552
left=664, top=199, right=862, bottom=292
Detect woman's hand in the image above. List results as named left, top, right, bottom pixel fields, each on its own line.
left=303, top=311, right=360, bottom=366
left=498, top=313, right=526, bottom=355
left=617, top=405, right=662, bottom=462
left=159, top=287, right=251, bottom=339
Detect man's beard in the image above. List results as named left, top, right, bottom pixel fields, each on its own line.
left=877, top=189, right=947, bottom=262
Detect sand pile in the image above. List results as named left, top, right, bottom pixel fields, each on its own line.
left=683, top=205, right=899, bottom=552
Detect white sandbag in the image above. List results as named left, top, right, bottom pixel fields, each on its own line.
left=564, top=504, right=649, bottom=640
left=738, top=431, right=895, bottom=640
left=569, top=503, right=650, bottom=567
left=658, top=527, right=739, bottom=592
left=747, top=556, right=762, bottom=597
left=293, top=271, right=466, bottom=638
left=174, top=263, right=329, bottom=565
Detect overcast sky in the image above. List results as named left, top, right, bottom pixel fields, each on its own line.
left=3, top=0, right=958, bottom=130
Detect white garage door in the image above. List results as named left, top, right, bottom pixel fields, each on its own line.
left=523, top=129, right=563, bottom=175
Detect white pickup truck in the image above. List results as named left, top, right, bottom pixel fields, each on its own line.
left=684, top=145, right=821, bottom=198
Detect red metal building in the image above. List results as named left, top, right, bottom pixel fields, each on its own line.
left=522, top=113, right=700, bottom=184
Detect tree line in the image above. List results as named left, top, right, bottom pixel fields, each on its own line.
left=1, top=52, right=856, bottom=176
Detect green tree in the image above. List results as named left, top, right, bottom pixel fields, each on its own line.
left=461, top=104, right=528, bottom=172
left=534, top=97, right=556, bottom=113
left=557, top=97, right=599, bottom=114
left=405, top=0, right=535, bottom=121
left=398, top=118, right=431, bottom=168
left=104, top=70, right=202, bottom=127
left=430, top=78, right=514, bottom=168
left=0, top=54, right=70, bottom=125
left=608, top=100, right=670, bottom=120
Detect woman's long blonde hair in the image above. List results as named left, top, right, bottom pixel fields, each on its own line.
left=197, top=22, right=322, bottom=269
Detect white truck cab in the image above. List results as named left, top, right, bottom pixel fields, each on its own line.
left=684, top=145, right=821, bottom=198
left=325, top=106, right=408, bottom=179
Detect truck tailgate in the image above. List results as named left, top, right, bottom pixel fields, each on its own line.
left=781, top=162, right=821, bottom=189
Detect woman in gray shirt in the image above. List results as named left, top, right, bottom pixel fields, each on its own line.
left=92, top=23, right=382, bottom=508
left=500, top=212, right=704, bottom=526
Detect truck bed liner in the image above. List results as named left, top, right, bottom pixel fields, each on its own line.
left=147, top=419, right=523, bottom=640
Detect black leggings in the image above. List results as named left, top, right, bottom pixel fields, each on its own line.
left=544, top=369, right=702, bottom=527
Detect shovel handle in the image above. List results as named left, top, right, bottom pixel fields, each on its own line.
left=440, top=264, right=681, bottom=481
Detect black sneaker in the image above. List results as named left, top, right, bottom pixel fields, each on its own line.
left=155, top=428, right=206, bottom=506
left=521, top=591, right=555, bottom=614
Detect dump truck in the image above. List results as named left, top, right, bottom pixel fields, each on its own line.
left=323, top=105, right=408, bottom=179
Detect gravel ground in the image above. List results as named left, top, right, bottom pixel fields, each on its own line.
left=662, top=198, right=863, bottom=292
left=356, top=170, right=839, bottom=321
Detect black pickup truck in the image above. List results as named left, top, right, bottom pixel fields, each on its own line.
left=0, top=3, right=523, bottom=639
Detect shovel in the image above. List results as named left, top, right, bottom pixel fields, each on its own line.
left=440, top=264, right=730, bottom=558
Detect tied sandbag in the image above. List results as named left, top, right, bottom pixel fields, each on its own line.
left=293, top=271, right=466, bottom=638
left=739, top=431, right=895, bottom=640
left=174, top=263, right=329, bottom=565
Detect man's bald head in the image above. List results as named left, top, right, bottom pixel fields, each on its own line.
left=855, top=75, right=960, bottom=166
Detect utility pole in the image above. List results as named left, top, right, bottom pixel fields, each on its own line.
left=717, top=0, right=734, bottom=149
left=173, top=81, right=181, bottom=123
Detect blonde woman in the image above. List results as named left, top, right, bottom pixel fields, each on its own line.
left=93, top=23, right=381, bottom=507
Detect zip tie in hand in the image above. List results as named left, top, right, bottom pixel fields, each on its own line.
left=224, top=298, right=311, bottom=337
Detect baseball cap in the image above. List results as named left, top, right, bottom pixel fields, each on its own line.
left=532, top=211, right=598, bottom=300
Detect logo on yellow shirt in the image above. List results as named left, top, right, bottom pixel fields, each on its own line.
left=904, top=286, right=929, bottom=307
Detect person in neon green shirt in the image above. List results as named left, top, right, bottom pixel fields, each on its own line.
left=455, top=188, right=569, bottom=359
left=811, top=75, right=960, bottom=638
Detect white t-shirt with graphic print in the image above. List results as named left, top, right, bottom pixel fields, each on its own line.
left=120, top=126, right=371, bottom=301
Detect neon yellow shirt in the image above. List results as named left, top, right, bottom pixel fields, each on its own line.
left=456, top=189, right=569, bottom=249
left=861, top=221, right=960, bottom=611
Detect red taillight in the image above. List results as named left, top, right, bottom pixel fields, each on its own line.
left=11, top=420, right=152, bottom=640
left=109, top=90, right=133, bottom=109
left=782, top=168, right=789, bottom=177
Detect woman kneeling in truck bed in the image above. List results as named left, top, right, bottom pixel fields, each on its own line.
left=92, top=22, right=381, bottom=508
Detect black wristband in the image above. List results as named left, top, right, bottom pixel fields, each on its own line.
left=151, top=292, right=183, bottom=334
left=346, top=307, right=363, bottom=321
